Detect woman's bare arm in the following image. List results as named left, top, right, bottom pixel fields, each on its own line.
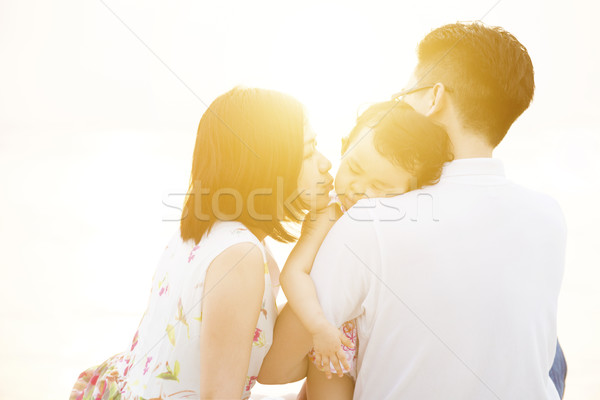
left=199, top=242, right=265, bottom=399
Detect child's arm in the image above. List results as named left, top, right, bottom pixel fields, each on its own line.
left=279, top=204, right=354, bottom=379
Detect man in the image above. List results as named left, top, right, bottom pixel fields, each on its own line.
left=308, top=22, right=566, bottom=399
left=258, top=22, right=567, bottom=399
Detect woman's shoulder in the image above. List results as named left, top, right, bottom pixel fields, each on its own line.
left=202, top=224, right=268, bottom=293
left=205, top=221, right=262, bottom=244
left=193, top=221, right=267, bottom=264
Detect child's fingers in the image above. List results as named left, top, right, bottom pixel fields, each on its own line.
left=330, top=354, right=345, bottom=377
left=337, top=348, right=351, bottom=372
left=340, top=333, right=354, bottom=349
left=322, top=356, right=332, bottom=379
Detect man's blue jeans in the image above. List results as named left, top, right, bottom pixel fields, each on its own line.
left=550, top=341, right=567, bottom=398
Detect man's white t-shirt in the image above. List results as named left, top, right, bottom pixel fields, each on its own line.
left=310, top=158, right=565, bottom=400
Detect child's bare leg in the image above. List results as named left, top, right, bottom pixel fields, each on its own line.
left=306, top=360, right=354, bottom=400
left=258, top=304, right=313, bottom=384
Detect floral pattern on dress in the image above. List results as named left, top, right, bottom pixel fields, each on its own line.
left=158, top=273, right=169, bottom=296
left=243, top=376, right=258, bottom=399
left=70, top=222, right=278, bottom=400
left=252, top=328, right=267, bottom=347
left=187, top=244, right=200, bottom=263
left=69, top=353, right=128, bottom=400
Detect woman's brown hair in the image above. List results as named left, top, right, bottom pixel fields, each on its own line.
left=180, top=87, right=306, bottom=245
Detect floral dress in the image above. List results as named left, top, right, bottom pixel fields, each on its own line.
left=70, top=221, right=279, bottom=400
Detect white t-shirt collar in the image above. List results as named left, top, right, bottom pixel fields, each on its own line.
left=441, top=157, right=505, bottom=179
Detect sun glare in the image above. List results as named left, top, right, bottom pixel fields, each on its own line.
left=257, top=4, right=415, bottom=169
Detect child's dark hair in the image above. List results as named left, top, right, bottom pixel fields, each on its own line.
left=342, top=101, right=453, bottom=189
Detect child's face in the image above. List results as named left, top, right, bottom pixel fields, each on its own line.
left=335, top=127, right=413, bottom=211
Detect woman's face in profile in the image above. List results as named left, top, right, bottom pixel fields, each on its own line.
left=295, top=123, right=333, bottom=211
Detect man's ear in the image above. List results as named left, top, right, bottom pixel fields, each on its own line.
left=425, top=83, right=448, bottom=117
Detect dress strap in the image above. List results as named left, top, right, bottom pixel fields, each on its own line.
left=208, top=221, right=268, bottom=265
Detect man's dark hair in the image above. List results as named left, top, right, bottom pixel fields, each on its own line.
left=416, top=22, right=535, bottom=146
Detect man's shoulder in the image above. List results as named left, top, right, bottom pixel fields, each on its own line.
left=351, top=183, right=565, bottom=225
left=505, top=182, right=567, bottom=233
left=344, top=188, right=437, bottom=222
left=506, top=180, right=564, bottom=213
left=329, top=199, right=379, bottom=238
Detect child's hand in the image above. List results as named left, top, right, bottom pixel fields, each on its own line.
left=301, top=204, right=343, bottom=239
left=311, top=322, right=355, bottom=379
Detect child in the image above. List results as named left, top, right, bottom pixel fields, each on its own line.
left=279, top=100, right=453, bottom=382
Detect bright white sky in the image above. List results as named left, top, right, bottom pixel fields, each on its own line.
left=1, top=0, right=599, bottom=399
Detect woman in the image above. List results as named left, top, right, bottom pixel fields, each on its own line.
left=69, top=87, right=333, bottom=400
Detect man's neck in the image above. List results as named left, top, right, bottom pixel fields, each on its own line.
left=433, top=111, right=495, bottom=159
left=448, top=129, right=494, bottom=159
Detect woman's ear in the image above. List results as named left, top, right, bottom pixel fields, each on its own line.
left=425, top=83, right=449, bottom=117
